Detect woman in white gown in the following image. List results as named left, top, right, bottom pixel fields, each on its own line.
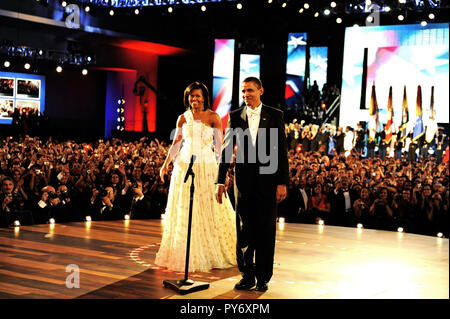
left=155, top=82, right=236, bottom=272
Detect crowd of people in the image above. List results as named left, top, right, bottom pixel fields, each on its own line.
left=284, top=81, right=341, bottom=125
left=282, top=119, right=449, bottom=237
left=0, top=136, right=168, bottom=228
left=1, top=117, right=448, bottom=237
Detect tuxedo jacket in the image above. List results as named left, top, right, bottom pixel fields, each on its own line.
left=217, top=104, right=289, bottom=200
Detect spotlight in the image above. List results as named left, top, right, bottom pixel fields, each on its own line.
left=56, top=65, right=63, bottom=73
left=201, top=5, right=206, bottom=12
left=268, top=0, right=272, bottom=3
left=85, top=5, right=90, bottom=13
left=304, top=3, right=310, bottom=9
left=437, top=232, right=443, bottom=238
left=357, top=223, right=363, bottom=229
left=38, top=49, right=43, bottom=55
left=124, top=214, right=130, bottom=220
left=281, top=2, right=287, bottom=8
left=168, top=6, right=173, bottom=13
left=49, top=218, right=55, bottom=224
left=421, top=20, right=427, bottom=26
left=61, top=1, right=67, bottom=7
left=24, top=63, right=31, bottom=70
left=366, top=16, right=374, bottom=23
left=336, top=17, right=342, bottom=23
left=428, top=13, right=435, bottom=19
left=82, top=68, right=88, bottom=75
left=318, top=219, right=324, bottom=226
left=117, top=125, right=121, bottom=130
left=14, top=220, right=21, bottom=227
left=109, top=9, right=114, bottom=16
left=314, top=11, right=319, bottom=17
left=278, top=217, right=285, bottom=223
left=299, top=8, right=304, bottom=13
left=134, top=9, right=139, bottom=15
left=353, top=23, right=359, bottom=27
left=324, top=9, right=330, bottom=15
left=237, top=3, right=242, bottom=10
left=384, top=6, right=391, bottom=12
left=330, top=1, right=336, bottom=8
left=397, top=227, right=404, bottom=233
left=399, top=0, right=406, bottom=3
left=398, top=14, right=404, bottom=21
left=4, top=61, right=10, bottom=68
left=85, top=216, right=92, bottom=222
left=86, top=56, right=92, bottom=62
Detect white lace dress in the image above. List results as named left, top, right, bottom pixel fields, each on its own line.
left=154, top=110, right=237, bottom=272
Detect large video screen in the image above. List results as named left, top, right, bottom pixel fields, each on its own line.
left=285, top=32, right=307, bottom=110
left=0, top=72, right=46, bottom=125
left=212, top=39, right=235, bottom=129
left=309, top=46, right=328, bottom=92
left=238, top=54, right=260, bottom=106
left=340, top=23, right=449, bottom=129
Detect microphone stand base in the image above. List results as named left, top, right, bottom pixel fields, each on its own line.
left=163, top=279, right=210, bottom=295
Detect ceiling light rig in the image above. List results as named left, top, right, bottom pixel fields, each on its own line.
left=0, top=41, right=95, bottom=73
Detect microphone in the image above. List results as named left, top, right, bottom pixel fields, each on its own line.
left=184, top=155, right=196, bottom=183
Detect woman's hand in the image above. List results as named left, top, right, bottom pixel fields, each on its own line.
left=160, top=163, right=169, bottom=183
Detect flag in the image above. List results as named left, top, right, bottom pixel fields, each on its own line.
left=412, top=85, right=424, bottom=142
left=400, top=85, right=409, bottom=141
left=385, top=86, right=394, bottom=144
left=425, top=86, right=438, bottom=144
left=368, top=83, right=379, bottom=142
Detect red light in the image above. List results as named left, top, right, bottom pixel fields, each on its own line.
left=296, top=145, right=302, bottom=153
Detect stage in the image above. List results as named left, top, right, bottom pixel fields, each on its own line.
left=0, top=220, right=448, bottom=299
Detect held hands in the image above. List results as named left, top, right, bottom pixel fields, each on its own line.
left=215, top=184, right=227, bottom=204
left=276, top=185, right=287, bottom=203
left=159, top=163, right=169, bottom=183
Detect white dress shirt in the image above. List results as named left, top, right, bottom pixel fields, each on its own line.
left=246, top=103, right=262, bottom=146
left=343, top=190, right=351, bottom=212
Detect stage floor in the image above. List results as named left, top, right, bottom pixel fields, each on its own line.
left=0, top=219, right=448, bottom=299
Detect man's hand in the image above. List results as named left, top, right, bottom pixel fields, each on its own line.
left=276, top=185, right=287, bottom=203
left=215, top=184, right=227, bottom=204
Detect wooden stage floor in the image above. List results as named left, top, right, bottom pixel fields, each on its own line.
left=0, top=219, right=448, bottom=299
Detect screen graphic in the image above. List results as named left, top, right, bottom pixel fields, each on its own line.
left=309, top=46, right=328, bottom=92
left=238, top=54, right=260, bottom=106
left=212, top=39, right=235, bottom=129
left=0, top=72, right=45, bottom=125
left=285, top=32, right=307, bottom=110
left=340, top=23, right=449, bottom=129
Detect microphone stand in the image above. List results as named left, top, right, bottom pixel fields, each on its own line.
left=163, top=155, right=210, bottom=294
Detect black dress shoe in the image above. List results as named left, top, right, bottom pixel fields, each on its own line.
left=234, top=278, right=256, bottom=290
left=255, top=282, right=268, bottom=292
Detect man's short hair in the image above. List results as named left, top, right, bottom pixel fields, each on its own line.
left=242, top=77, right=263, bottom=89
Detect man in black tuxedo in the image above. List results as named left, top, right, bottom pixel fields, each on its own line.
left=215, top=77, right=289, bottom=292
left=330, top=175, right=356, bottom=227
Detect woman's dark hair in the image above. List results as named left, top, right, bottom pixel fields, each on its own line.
left=183, top=82, right=211, bottom=111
